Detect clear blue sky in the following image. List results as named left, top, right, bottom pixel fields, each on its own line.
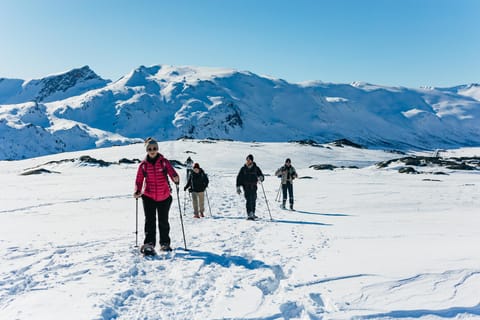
left=0, top=0, right=478, bottom=87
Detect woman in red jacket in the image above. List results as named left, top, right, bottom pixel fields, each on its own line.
left=134, top=138, right=179, bottom=253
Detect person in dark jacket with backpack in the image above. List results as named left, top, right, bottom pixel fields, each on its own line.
left=236, top=154, right=264, bottom=220
left=275, top=158, right=298, bottom=210
left=134, top=138, right=179, bottom=253
left=184, top=163, right=209, bottom=218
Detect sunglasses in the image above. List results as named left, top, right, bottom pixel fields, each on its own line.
left=147, top=147, right=158, bottom=152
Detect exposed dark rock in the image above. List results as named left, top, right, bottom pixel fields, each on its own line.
left=79, top=155, right=112, bottom=167
left=290, top=139, right=322, bottom=147
left=386, top=150, right=407, bottom=155
left=330, top=139, right=364, bottom=149
left=310, top=164, right=337, bottom=170
left=377, top=155, right=480, bottom=172
left=168, top=159, right=184, bottom=169
left=422, top=179, right=442, bottom=182
left=119, top=158, right=141, bottom=164
left=204, top=138, right=233, bottom=142
left=298, top=176, right=313, bottom=179
left=20, top=168, right=59, bottom=175
left=398, top=166, right=419, bottom=174
left=446, top=163, right=476, bottom=170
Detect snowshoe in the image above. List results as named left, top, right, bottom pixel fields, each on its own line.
left=141, top=243, right=157, bottom=256
left=160, top=244, right=173, bottom=252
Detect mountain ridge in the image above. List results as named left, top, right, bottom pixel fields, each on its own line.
left=1, top=64, right=479, bottom=160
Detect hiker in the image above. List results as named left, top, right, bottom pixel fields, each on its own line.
left=275, top=158, right=298, bottom=210
left=183, top=163, right=209, bottom=218
left=236, top=154, right=264, bottom=220
left=185, top=156, right=194, bottom=181
left=134, top=137, right=179, bottom=253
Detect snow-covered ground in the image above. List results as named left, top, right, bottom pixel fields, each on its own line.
left=1, top=140, right=479, bottom=319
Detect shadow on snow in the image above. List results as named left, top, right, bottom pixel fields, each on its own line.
left=358, top=303, right=480, bottom=319
left=295, top=210, right=352, bottom=217
left=210, top=215, right=332, bottom=226
left=175, top=249, right=272, bottom=270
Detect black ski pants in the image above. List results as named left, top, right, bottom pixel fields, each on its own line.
left=244, top=188, right=257, bottom=215
left=282, top=182, right=294, bottom=205
left=142, top=195, right=172, bottom=247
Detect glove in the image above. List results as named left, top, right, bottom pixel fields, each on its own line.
left=258, top=176, right=264, bottom=182
left=173, top=176, right=180, bottom=185
left=183, top=186, right=188, bottom=191
left=236, top=187, right=241, bottom=195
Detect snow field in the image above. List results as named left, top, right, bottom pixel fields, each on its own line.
left=1, top=140, right=479, bottom=319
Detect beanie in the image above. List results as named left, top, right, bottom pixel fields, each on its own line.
left=145, top=137, right=158, bottom=151
left=246, top=154, right=254, bottom=161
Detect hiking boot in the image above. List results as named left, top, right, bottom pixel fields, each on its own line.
left=200, top=212, right=205, bottom=218
left=193, top=214, right=200, bottom=218
left=290, top=204, right=294, bottom=210
left=140, top=243, right=156, bottom=255
left=160, top=244, right=172, bottom=252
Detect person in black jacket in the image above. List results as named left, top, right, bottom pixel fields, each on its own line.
left=184, top=163, right=209, bottom=218
left=236, top=154, right=264, bottom=220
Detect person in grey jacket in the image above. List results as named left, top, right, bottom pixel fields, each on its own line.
left=275, top=158, right=298, bottom=210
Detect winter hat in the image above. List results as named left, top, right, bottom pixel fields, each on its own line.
left=246, top=154, right=254, bottom=161
left=144, top=137, right=158, bottom=151
left=193, top=163, right=200, bottom=169
left=285, top=158, right=291, bottom=163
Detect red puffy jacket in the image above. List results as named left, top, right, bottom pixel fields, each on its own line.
left=135, top=154, right=179, bottom=201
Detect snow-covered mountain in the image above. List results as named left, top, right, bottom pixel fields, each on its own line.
left=0, top=66, right=109, bottom=104
left=1, top=64, right=479, bottom=160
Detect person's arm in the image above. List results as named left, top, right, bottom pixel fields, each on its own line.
left=165, top=159, right=180, bottom=184
left=204, top=173, right=209, bottom=188
left=292, top=166, right=298, bottom=179
left=275, top=167, right=282, bottom=176
left=236, top=167, right=243, bottom=194
left=134, top=164, right=144, bottom=198
left=257, top=166, right=264, bottom=182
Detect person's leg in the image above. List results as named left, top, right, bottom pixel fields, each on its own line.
left=157, top=196, right=172, bottom=247
left=244, top=189, right=254, bottom=217
left=251, top=190, right=257, bottom=215
left=281, top=184, right=287, bottom=208
left=198, top=192, right=205, bottom=217
left=191, top=192, right=199, bottom=217
left=287, top=183, right=294, bottom=209
left=142, top=196, right=157, bottom=245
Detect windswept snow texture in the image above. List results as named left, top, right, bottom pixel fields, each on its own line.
left=1, top=64, right=480, bottom=160
left=1, top=140, right=479, bottom=319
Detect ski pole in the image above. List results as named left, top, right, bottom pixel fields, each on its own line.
left=260, top=181, right=273, bottom=221
left=175, top=184, right=188, bottom=251
left=205, top=189, right=212, bottom=217
left=183, top=188, right=187, bottom=216
left=135, top=198, right=139, bottom=248
left=275, top=182, right=282, bottom=202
